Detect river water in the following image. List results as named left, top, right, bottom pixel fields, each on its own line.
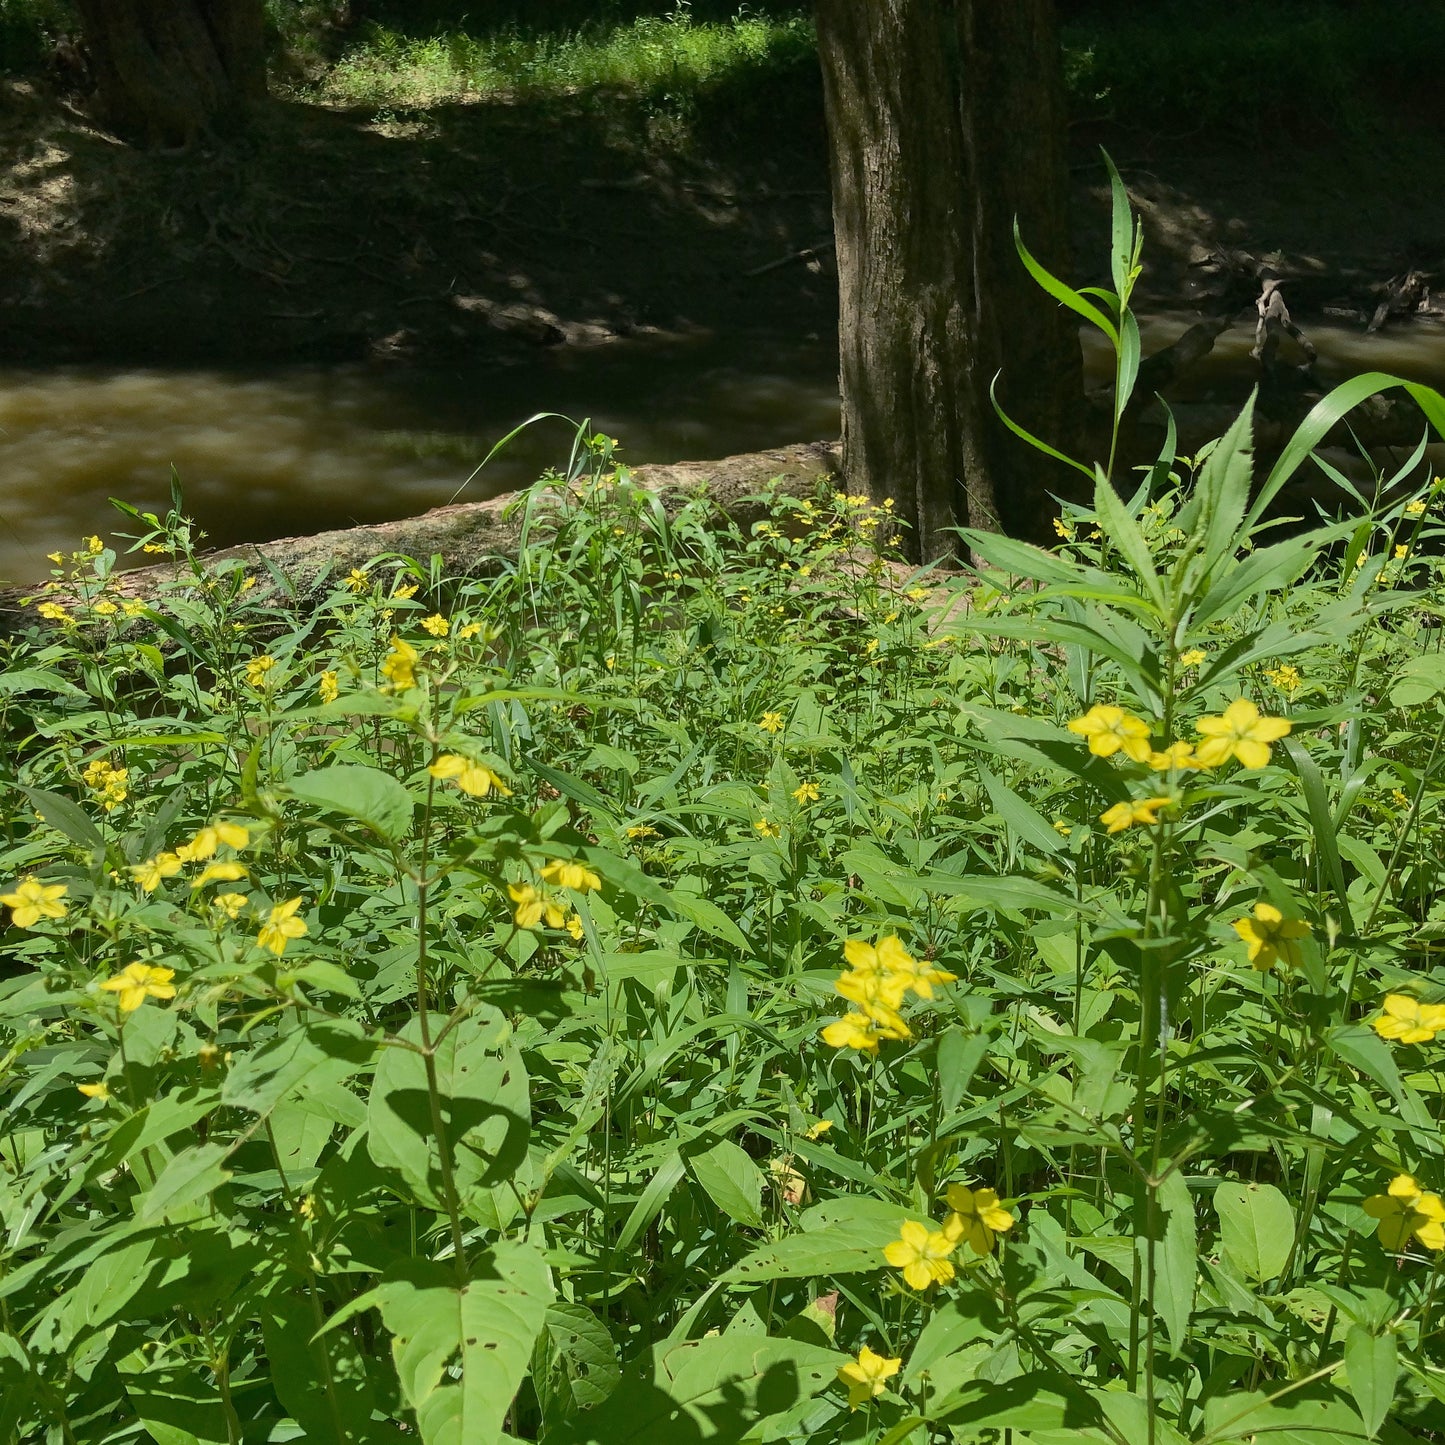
left=3, top=316, right=1445, bottom=582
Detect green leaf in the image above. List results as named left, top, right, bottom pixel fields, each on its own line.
left=117, top=1357, right=232, bottom=1445
left=260, top=1287, right=389, bottom=1444
left=370, top=1245, right=552, bottom=1445
left=284, top=763, right=414, bottom=841
left=684, top=1138, right=764, bottom=1227
left=15, top=785, right=104, bottom=851
left=1213, top=1181, right=1294, bottom=1282
left=1014, top=218, right=1117, bottom=344
left=723, top=1197, right=915, bottom=1283
left=1389, top=652, right=1445, bottom=708
left=1150, top=1169, right=1197, bottom=1348
left=937, top=1028, right=989, bottom=1115
left=977, top=766, right=1065, bottom=855
left=1092, top=466, right=1164, bottom=612
left=542, top=1335, right=843, bottom=1445
left=534, top=1301, right=620, bottom=1426
left=135, top=1143, right=231, bottom=1224
left=222, top=1020, right=374, bottom=1120
left=1343, top=1326, right=1396, bottom=1438
left=367, top=1011, right=530, bottom=1219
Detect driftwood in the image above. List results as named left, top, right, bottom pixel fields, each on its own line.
left=1252, top=277, right=1317, bottom=377
left=1368, top=269, right=1431, bottom=334
left=1, top=440, right=842, bottom=630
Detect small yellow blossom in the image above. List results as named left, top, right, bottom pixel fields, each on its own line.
left=429, top=754, right=512, bottom=798
left=820, top=1011, right=891, bottom=1053
left=1232, top=902, right=1311, bottom=971
left=85, top=535, right=103, bottom=554
left=626, top=824, right=659, bottom=840
left=1067, top=704, right=1153, bottom=762
left=759, top=711, right=785, bottom=735
left=380, top=637, right=418, bottom=689
left=1053, top=517, right=1074, bottom=540
left=177, top=822, right=250, bottom=862
left=1, top=877, right=68, bottom=928
left=258, top=898, right=307, bottom=956
left=213, top=892, right=248, bottom=919
left=1195, top=699, right=1290, bottom=769
left=508, top=882, right=566, bottom=930
left=131, top=853, right=183, bottom=892
left=1099, top=796, right=1173, bottom=834
left=541, top=860, right=602, bottom=893
left=391, top=581, right=418, bottom=601
left=456, top=621, right=483, bottom=640
left=1373, top=994, right=1445, bottom=1045
left=884, top=1220, right=957, bottom=1290
left=244, top=655, right=276, bottom=689
left=47, top=551, right=64, bottom=565
left=1392, top=788, right=1411, bottom=810
left=1263, top=663, right=1302, bottom=694
left=1405, top=499, right=1428, bottom=517
left=792, top=781, right=821, bottom=805
left=1148, top=742, right=1203, bottom=771
left=1395, top=545, right=1410, bottom=561
left=1180, top=649, right=1207, bottom=667
left=755, top=818, right=781, bottom=838
left=141, top=542, right=168, bottom=554
left=844, top=935, right=956, bottom=999
left=421, top=613, right=450, bottom=637
left=346, top=568, right=369, bottom=592
left=92, top=599, right=119, bottom=616
left=318, top=670, right=339, bottom=703
left=1052, top=820, right=1072, bottom=837
left=837, top=1346, right=902, bottom=1410
left=1364, top=1175, right=1445, bottom=1251
left=191, top=861, right=248, bottom=888
left=804, top=1119, right=834, bottom=1140
left=566, top=913, right=585, bottom=941
left=36, top=602, right=71, bottom=622
left=100, top=963, right=176, bottom=1014
left=122, top=600, right=146, bottom=617
left=943, top=1184, right=1015, bottom=1255
left=77, top=1081, right=111, bottom=1101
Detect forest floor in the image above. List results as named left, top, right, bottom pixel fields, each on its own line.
left=4, top=71, right=1445, bottom=375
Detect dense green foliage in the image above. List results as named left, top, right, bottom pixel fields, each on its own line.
left=6, top=187, right=1445, bottom=1441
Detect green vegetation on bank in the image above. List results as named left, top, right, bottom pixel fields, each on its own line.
left=4, top=197, right=1445, bottom=1440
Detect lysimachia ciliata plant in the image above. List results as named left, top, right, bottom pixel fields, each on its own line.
left=3, top=173, right=1445, bottom=1444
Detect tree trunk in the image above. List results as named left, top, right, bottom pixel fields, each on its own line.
left=815, top=0, right=1083, bottom=561
left=74, top=0, right=266, bottom=147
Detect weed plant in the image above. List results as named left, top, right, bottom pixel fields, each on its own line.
left=5, top=185, right=1445, bottom=1442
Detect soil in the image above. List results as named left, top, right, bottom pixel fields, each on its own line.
left=4, top=72, right=1445, bottom=374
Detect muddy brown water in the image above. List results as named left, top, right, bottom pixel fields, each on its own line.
left=4, top=317, right=1445, bottom=583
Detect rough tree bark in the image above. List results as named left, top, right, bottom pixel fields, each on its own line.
left=73, top=0, right=267, bottom=146
left=815, top=0, right=1083, bottom=561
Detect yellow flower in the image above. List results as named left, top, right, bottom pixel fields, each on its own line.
left=541, top=860, right=602, bottom=893
left=258, top=897, right=308, bottom=956
left=92, top=599, right=118, bottom=616
left=1067, top=704, right=1152, bottom=762
left=626, top=824, right=659, bottom=840
left=191, top=861, right=248, bottom=888
left=239, top=574, right=256, bottom=592
left=346, top=568, right=370, bottom=592
left=421, top=613, right=450, bottom=637
left=792, top=781, right=821, bottom=805
left=1, top=877, right=68, bottom=928
left=177, top=822, right=250, bottom=861
left=244, top=654, right=276, bottom=689
left=428, top=753, right=512, bottom=798
left=391, top=581, right=418, bottom=601
left=1148, top=742, right=1203, bottom=772
left=100, top=962, right=176, bottom=1014
left=1392, top=788, right=1411, bottom=810
left=508, top=882, right=566, bottom=930
left=77, top=1081, right=111, bottom=1101
left=1373, top=994, right=1445, bottom=1044
left=1232, top=902, right=1311, bottom=971
left=804, top=1119, right=834, bottom=1140
left=213, top=892, right=248, bottom=919
left=36, top=602, right=71, bottom=622
left=1195, top=699, right=1290, bottom=769
left=1052, top=819, right=1072, bottom=837
left=131, top=853, right=183, bottom=892
left=759, top=711, right=785, bottom=734
left=755, top=818, right=781, bottom=838
left=380, top=637, right=418, bottom=689
left=835, top=966, right=909, bottom=1019
left=883, top=1220, right=957, bottom=1290
left=1405, top=499, right=1428, bottom=516
left=47, top=551, right=64, bottom=565
left=1395, top=544, right=1410, bottom=561
left=456, top=621, right=483, bottom=640
left=141, top=542, right=168, bottom=554
left=566, top=914, right=585, bottom=941
left=846, top=935, right=956, bottom=999
left=1052, top=516, right=1074, bottom=540
left=1364, top=1175, right=1445, bottom=1251
left=943, top=1184, right=1015, bottom=1255
left=318, top=670, right=339, bottom=703
left=1099, top=796, right=1173, bottom=834
left=1263, top=664, right=1302, bottom=694
left=820, top=1012, right=884, bottom=1053
left=122, top=600, right=146, bottom=617
left=1179, top=649, right=1207, bottom=667
left=837, top=1345, right=902, bottom=1410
